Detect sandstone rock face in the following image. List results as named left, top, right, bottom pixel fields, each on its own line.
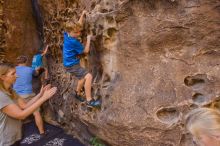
left=1, top=0, right=40, bottom=63
left=2, top=0, right=220, bottom=146
left=0, top=0, right=5, bottom=62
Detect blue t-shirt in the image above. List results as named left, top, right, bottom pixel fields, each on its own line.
left=13, top=66, right=35, bottom=95
left=63, top=32, right=84, bottom=67
left=32, top=54, right=43, bottom=70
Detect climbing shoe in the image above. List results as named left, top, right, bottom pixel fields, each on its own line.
left=86, top=99, right=101, bottom=108
left=74, top=91, right=85, bottom=102
left=40, top=130, right=49, bottom=138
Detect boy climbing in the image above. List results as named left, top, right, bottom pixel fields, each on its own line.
left=13, top=55, right=47, bottom=135
left=32, top=44, right=49, bottom=85
left=63, top=10, right=101, bottom=107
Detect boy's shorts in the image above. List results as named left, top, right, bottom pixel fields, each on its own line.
left=19, top=93, right=40, bottom=112
left=65, top=64, right=88, bottom=80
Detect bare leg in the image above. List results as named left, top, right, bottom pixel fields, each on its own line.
left=76, top=78, right=85, bottom=93
left=84, top=73, right=93, bottom=101
left=33, top=111, right=44, bottom=134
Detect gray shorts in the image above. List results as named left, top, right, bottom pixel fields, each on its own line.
left=19, top=93, right=40, bottom=112
left=65, top=64, right=88, bottom=80
left=19, top=93, right=36, bottom=99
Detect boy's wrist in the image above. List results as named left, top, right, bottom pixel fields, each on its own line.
left=82, top=10, right=87, bottom=15
left=87, top=35, right=92, bottom=40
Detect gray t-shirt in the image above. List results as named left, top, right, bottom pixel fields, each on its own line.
left=0, top=91, right=22, bottom=146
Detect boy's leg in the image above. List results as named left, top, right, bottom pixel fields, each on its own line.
left=33, top=111, right=44, bottom=134
left=65, top=65, right=98, bottom=104
left=76, top=78, right=85, bottom=94
left=84, top=73, right=93, bottom=101
left=84, top=73, right=101, bottom=107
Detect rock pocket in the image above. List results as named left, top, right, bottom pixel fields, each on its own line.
left=155, top=107, right=180, bottom=125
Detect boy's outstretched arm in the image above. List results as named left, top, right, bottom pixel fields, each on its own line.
left=78, top=10, right=87, bottom=26
left=83, top=35, right=92, bottom=54
left=41, top=45, right=48, bottom=56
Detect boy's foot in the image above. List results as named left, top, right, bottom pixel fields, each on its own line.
left=86, top=99, right=101, bottom=108
left=74, top=91, right=85, bottom=102
left=40, top=130, right=49, bottom=138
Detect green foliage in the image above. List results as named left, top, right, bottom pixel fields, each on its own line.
left=89, top=137, right=106, bottom=146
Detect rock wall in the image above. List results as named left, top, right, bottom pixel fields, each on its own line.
left=2, top=0, right=220, bottom=146
left=0, top=0, right=4, bottom=62
left=1, top=0, right=40, bottom=63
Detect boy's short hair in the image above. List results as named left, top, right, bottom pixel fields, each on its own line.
left=16, top=55, right=28, bottom=64
left=36, top=49, right=43, bottom=54
left=64, top=21, right=83, bottom=33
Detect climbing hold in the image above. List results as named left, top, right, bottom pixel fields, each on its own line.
left=155, top=107, right=180, bottom=125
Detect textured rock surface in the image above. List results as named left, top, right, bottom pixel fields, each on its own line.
left=0, top=0, right=4, bottom=62
left=2, top=0, right=220, bottom=146
left=38, top=0, right=220, bottom=145
left=1, top=0, right=40, bottom=63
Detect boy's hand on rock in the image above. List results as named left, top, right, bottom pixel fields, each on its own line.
left=91, top=35, right=96, bottom=41
left=87, top=35, right=92, bottom=40
left=87, top=35, right=96, bottom=41
left=82, top=10, right=87, bottom=15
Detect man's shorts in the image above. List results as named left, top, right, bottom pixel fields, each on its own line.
left=65, top=64, right=88, bottom=80
left=19, top=93, right=40, bottom=112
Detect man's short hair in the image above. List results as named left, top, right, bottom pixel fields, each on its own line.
left=64, top=22, right=83, bottom=33
left=16, top=55, right=28, bottom=64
